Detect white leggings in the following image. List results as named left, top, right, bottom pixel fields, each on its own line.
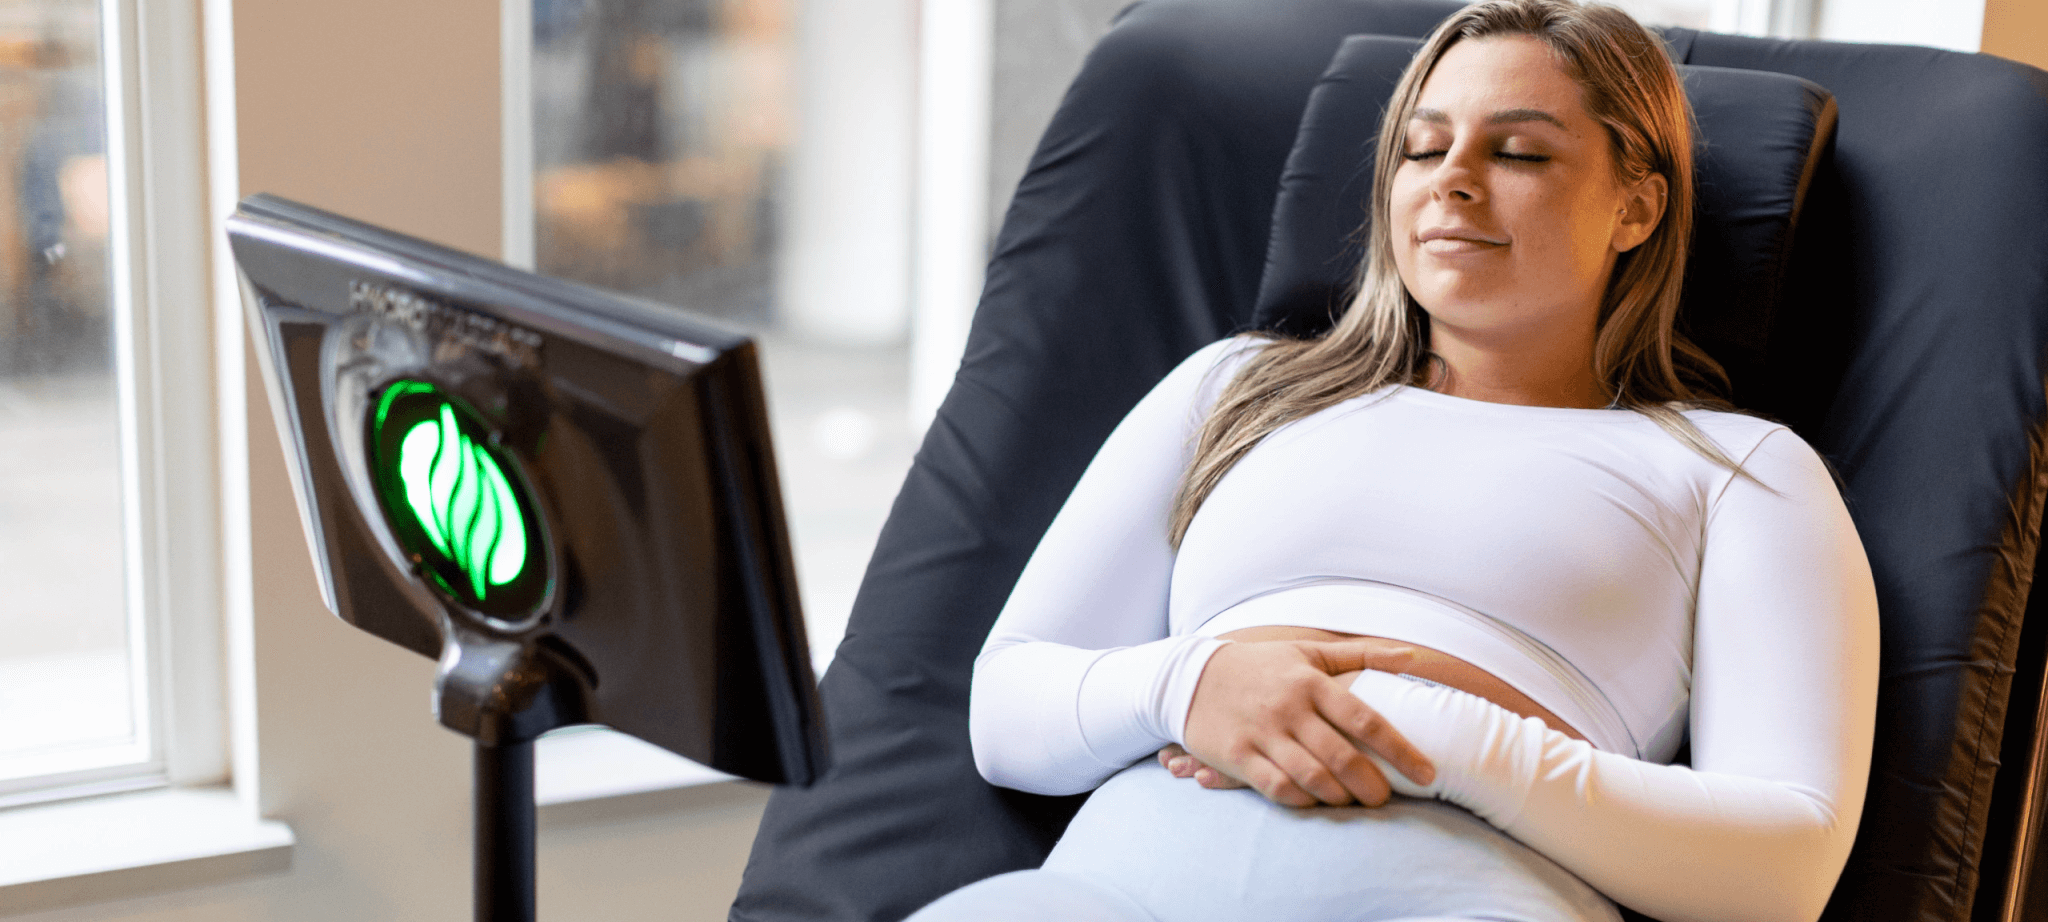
left=908, top=672, right=1620, bottom=922
left=906, top=760, right=1617, bottom=922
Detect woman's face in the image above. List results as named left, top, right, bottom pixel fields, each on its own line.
left=1389, top=35, right=1664, bottom=353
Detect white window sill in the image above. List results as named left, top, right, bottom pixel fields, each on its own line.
left=0, top=730, right=753, bottom=916
left=0, top=785, right=295, bottom=916
left=535, top=727, right=768, bottom=827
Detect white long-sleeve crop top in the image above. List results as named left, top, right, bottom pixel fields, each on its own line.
left=970, top=336, right=1880, bottom=922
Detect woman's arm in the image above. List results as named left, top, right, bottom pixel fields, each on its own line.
left=970, top=337, right=1249, bottom=795
left=972, top=336, right=1433, bottom=801
left=1351, top=427, right=1879, bottom=922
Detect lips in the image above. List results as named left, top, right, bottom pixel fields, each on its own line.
left=1418, top=227, right=1507, bottom=246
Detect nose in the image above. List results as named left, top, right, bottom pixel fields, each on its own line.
left=1429, top=146, right=1484, bottom=204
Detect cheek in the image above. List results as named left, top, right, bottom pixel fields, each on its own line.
left=1388, top=172, right=1423, bottom=234
left=1388, top=171, right=1426, bottom=260
left=1515, top=186, right=1612, bottom=267
left=1388, top=189, right=1421, bottom=281
left=1563, top=183, right=1624, bottom=256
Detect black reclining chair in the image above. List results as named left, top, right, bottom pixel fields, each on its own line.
left=732, top=2, right=2048, bottom=920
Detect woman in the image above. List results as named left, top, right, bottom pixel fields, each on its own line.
left=912, top=2, right=1878, bottom=920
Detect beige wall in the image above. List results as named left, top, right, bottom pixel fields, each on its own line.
left=232, top=1, right=503, bottom=258
left=1982, top=0, right=2048, bottom=71
left=12, top=0, right=766, bottom=918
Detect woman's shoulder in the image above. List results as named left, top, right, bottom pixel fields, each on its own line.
left=1677, top=407, right=1843, bottom=500
left=1679, top=404, right=1797, bottom=455
left=1183, top=332, right=1274, bottom=371
left=1158, top=334, right=1275, bottom=402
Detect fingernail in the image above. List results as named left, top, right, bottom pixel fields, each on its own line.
left=1168, top=757, right=1189, bottom=774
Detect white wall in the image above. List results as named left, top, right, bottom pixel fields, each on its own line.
left=779, top=0, right=918, bottom=347
left=910, top=0, right=992, bottom=426
left=1816, top=0, right=1985, bottom=51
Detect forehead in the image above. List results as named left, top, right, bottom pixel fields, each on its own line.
left=1412, top=35, right=1590, bottom=125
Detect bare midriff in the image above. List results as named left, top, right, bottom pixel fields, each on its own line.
left=1215, top=625, right=1589, bottom=744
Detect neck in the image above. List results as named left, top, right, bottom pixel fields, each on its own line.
left=1424, top=326, right=1608, bottom=409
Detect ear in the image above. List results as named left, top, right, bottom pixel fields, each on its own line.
left=1612, top=171, right=1668, bottom=254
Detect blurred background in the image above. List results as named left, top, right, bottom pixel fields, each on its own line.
left=0, top=0, right=130, bottom=800
left=528, top=0, right=906, bottom=673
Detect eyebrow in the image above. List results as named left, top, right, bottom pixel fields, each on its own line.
left=1410, top=107, right=1568, bottom=130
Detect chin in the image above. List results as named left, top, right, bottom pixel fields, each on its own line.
left=1409, top=282, right=1510, bottom=320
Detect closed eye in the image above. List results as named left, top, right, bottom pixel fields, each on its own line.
left=1400, top=150, right=1549, bottom=163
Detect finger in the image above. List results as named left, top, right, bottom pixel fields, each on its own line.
left=1237, top=755, right=1318, bottom=808
left=1259, top=737, right=1354, bottom=807
left=1157, top=744, right=1190, bottom=774
left=1314, top=678, right=1436, bottom=785
left=1299, top=640, right=1369, bottom=676
left=1303, top=639, right=1415, bottom=676
left=1193, top=766, right=1248, bottom=789
left=1293, top=720, right=1392, bottom=806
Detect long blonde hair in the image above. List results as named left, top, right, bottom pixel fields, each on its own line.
left=1167, top=0, right=1751, bottom=548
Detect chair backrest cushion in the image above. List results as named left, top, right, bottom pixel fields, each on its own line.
left=1661, top=27, right=2048, bottom=921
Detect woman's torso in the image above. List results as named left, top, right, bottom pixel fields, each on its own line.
left=1172, top=376, right=1785, bottom=761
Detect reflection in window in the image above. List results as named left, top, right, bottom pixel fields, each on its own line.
left=532, top=0, right=914, bottom=670
left=534, top=0, right=790, bottom=326
left=0, top=0, right=143, bottom=797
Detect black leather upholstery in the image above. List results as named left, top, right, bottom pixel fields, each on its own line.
left=1662, top=28, right=2048, bottom=922
left=1251, top=34, right=1838, bottom=405
left=731, top=3, right=2048, bottom=921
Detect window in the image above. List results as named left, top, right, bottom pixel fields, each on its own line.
left=0, top=0, right=141, bottom=805
left=1608, top=0, right=1817, bottom=36
left=0, top=0, right=222, bottom=808
left=526, top=0, right=919, bottom=673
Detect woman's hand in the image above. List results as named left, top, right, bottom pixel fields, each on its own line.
left=1158, top=741, right=1244, bottom=788
left=1157, top=668, right=1370, bottom=789
left=1174, top=640, right=1435, bottom=808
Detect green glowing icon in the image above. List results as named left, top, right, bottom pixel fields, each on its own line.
left=368, top=379, right=548, bottom=617
left=396, top=404, right=528, bottom=600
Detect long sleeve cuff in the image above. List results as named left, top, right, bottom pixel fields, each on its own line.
left=1346, top=669, right=1850, bottom=922
left=971, top=635, right=1227, bottom=795
left=1076, top=634, right=1229, bottom=759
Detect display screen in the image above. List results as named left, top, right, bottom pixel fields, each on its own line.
left=231, top=192, right=828, bottom=783
left=368, top=378, right=551, bottom=623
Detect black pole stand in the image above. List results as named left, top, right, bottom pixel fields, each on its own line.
left=439, top=620, right=588, bottom=922
left=475, top=739, right=537, bottom=922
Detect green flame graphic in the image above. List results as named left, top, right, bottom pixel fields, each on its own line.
left=394, top=404, right=529, bottom=601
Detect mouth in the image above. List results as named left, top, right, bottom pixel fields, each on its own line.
left=1418, top=227, right=1508, bottom=246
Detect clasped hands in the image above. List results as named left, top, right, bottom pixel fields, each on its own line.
left=1156, top=637, right=1436, bottom=808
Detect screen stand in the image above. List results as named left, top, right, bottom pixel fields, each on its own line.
left=476, top=739, right=536, bottom=922
left=435, top=616, right=594, bottom=922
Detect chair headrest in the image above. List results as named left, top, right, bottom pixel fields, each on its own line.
left=1251, top=34, right=1837, bottom=384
